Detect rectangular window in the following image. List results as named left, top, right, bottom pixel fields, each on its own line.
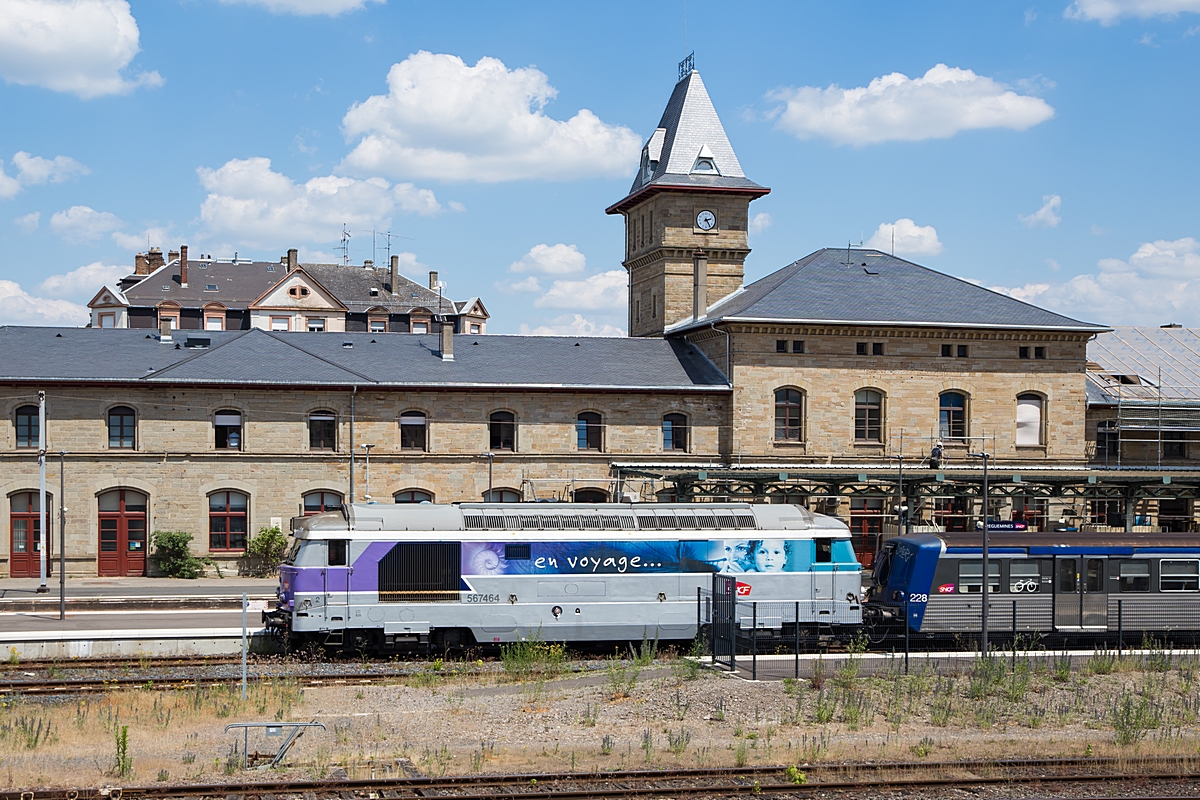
left=1160, top=560, right=1200, bottom=591
left=872, top=342, right=884, bottom=356
left=470, top=323, right=481, bottom=334
left=776, top=340, right=788, bottom=353
left=99, top=313, right=115, bottom=328
left=1019, top=346, right=1030, bottom=359
left=214, top=412, right=242, bottom=450
left=941, top=344, right=953, bottom=357
left=15, top=407, right=38, bottom=448
left=1009, top=560, right=1040, bottom=593
left=814, top=538, right=832, bottom=563
left=400, top=413, right=427, bottom=451
left=309, top=414, right=336, bottom=450
left=957, top=345, right=968, bottom=358
left=663, top=414, right=688, bottom=451
left=270, top=317, right=290, bottom=332
left=1163, top=432, right=1186, bottom=458
left=369, top=319, right=387, bottom=333
left=328, top=539, right=347, bottom=567
left=307, top=318, right=325, bottom=332
left=856, top=342, right=868, bottom=356
left=792, top=340, right=805, bottom=354
left=412, top=321, right=428, bottom=334
left=1034, top=346, right=1046, bottom=359
left=505, top=544, right=531, bottom=561
left=205, top=316, right=224, bottom=331
left=1119, top=560, right=1150, bottom=592
left=959, top=561, right=1000, bottom=594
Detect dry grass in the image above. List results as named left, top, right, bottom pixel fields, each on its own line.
left=3, top=649, right=1200, bottom=789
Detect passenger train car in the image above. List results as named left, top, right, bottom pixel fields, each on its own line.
left=867, top=532, right=1200, bottom=641
left=267, top=502, right=861, bottom=653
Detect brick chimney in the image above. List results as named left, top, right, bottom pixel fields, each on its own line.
left=692, top=250, right=708, bottom=321
left=135, top=253, right=149, bottom=275
left=428, top=270, right=438, bottom=290
left=390, top=255, right=399, bottom=294
left=147, top=247, right=165, bottom=271
left=180, top=245, right=189, bottom=288
left=439, top=318, right=454, bottom=361
left=287, top=248, right=298, bottom=270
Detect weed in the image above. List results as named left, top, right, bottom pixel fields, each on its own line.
left=711, top=699, right=725, bottom=722
left=580, top=703, right=598, bottom=727
left=605, top=654, right=640, bottom=700
left=501, top=630, right=566, bottom=680
left=156, top=769, right=169, bottom=782
left=810, top=657, right=826, bottom=691
left=840, top=690, right=870, bottom=730
left=734, top=739, right=749, bottom=767
left=672, top=688, right=691, bottom=721
left=1088, top=647, right=1118, bottom=676
left=113, top=725, right=133, bottom=778
left=911, top=736, right=934, bottom=758
left=930, top=693, right=954, bottom=727
left=1141, top=634, right=1173, bottom=673
left=1112, top=690, right=1162, bottom=747
left=666, top=727, right=691, bottom=756
left=785, top=765, right=807, bottom=785
left=671, top=658, right=701, bottom=683
left=1053, top=651, right=1072, bottom=683
left=7, top=647, right=18, bottom=665
left=641, top=728, right=654, bottom=762
left=0, top=715, right=57, bottom=749
left=601, top=734, right=615, bottom=755
left=812, top=688, right=836, bottom=725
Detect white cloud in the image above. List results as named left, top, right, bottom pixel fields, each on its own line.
left=0, top=0, right=163, bottom=99
left=340, top=51, right=641, bottom=182
left=509, top=243, right=586, bottom=275
left=1065, top=0, right=1200, bottom=24
left=495, top=275, right=542, bottom=293
left=989, top=237, right=1200, bottom=325
left=0, top=280, right=89, bottom=326
left=767, top=64, right=1055, bottom=146
left=219, top=0, right=383, bottom=13
left=1046, top=258, right=1062, bottom=271
left=750, top=212, right=772, bottom=234
left=14, top=212, right=40, bottom=233
left=196, top=157, right=444, bottom=250
left=111, top=225, right=171, bottom=252
left=37, top=260, right=127, bottom=301
left=518, top=313, right=625, bottom=337
left=1020, top=194, right=1062, bottom=227
left=865, top=218, right=944, bottom=256
left=0, top=151, right=89, bottom=199
left=534, top=270, right=627, bottom=310
left=49, top=205, right=124, bottom=242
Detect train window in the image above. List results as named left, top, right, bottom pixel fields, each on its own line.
left=505, top=544, right=531, bottom=561
left=284, top=539, right=302, bottom=565
left=1160, top=560, right=1200, bottom=592
left=328, top=539, right=347, bottom=567
left=1009, top=561, right=1040, bottom=593
left=960, top=561, right=1000, bottom=593
left=1119, top=560, right=1149, bottom=592
left=1085, top=559, right=1105, bottom=592
left=814, top=538, right=832, bottom=563
left=1057, top=559, right=1077, bottom=593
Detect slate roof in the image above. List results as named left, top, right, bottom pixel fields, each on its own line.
left=607, top=70, right=768, bottom=215
left=118, top=259, right=459, bottom=315
left=667, top=248, right=1108, bottom=334
left=0, top=327, right=729, bottom=391
left=1087, top=327, right=1200, bottom=404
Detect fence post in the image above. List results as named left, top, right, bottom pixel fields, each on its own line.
left=751, top=603, right=758, bottom=681
left=696, top=586, right=701, bottom=648
left=904, top=595, right=910, bottom=675
left=1012, top=599, right=1017, bottom=672
left=794, top=600, right=800, bottom=679
left=1118, top=599, right=1123, bottom=656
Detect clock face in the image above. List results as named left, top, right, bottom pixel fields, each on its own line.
left=696, top=210, right=716, bottom=231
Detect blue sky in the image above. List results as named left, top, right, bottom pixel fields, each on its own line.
left=0, top=0, right=1198, bottom=333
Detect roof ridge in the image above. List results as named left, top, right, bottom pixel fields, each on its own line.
left=265, top=330, right=381, bottom=384
left=139, top=328, right=256, bottom=380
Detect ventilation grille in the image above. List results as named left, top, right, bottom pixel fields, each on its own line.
left=460, top=510, right=757, bottom=531
left=378, top=542, right=461, bottom=603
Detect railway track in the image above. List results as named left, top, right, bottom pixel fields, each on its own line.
left=3, top=756, right=1197, bottom=800
left=0, top=670, right=415, bottom=696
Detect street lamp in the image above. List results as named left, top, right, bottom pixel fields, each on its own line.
left=967, top=445, right=991, bottom=657
left=360, top=444, right=374, bottom=502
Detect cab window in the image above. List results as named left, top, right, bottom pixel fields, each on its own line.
left=814, top=538, right=832, bottom=563
left=284, top=539, right=302, bottom=565
left=328, top=539, right=347, bottom=567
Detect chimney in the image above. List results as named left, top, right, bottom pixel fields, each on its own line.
left=429, top=270, right=438, bottom=290
left=159, top=319, right=173, bottom=343
left=692, top=250, right=708, bottom=320
left=287, top=248, right=298, bottom=270
left=147, top=247, right=165, bottom=270
left=390, top=254, right=399, bottom=294
left=168, top=249, right=180, bottom=263
left=179, top=245, right=189, bottom=288
left=135, top=253, right=149, bottom=275
left=440, top=318, right=454, bottom=361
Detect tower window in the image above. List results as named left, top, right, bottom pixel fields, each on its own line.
left=776, top=340, right=788, bottom=353
left=792, top=341, right=805, bottom=353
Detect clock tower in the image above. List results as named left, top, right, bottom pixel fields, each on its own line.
left=607, top=67, right=769, bottom=338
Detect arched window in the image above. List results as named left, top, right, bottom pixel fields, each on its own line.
left=394, top=489, right=434, bottom=503
left=14, top=405, right=38, bottom=449
left=774, top=388, right=803, bottom=442
left=854, top=390, right=882, bottom=442
left=108, top=406, right=136, bottom=449
left=482, top=488, right=521, bottom=503
left=573, top=488, right=609, bottom=503
left=400, top=410, right=427, bottom=451
left=309, top=411, right=336, bottom=450
left=97, top=489, right=147, bottom=576
left=577, top=412, right=602, bottom=451
left=939, top=392, right=967, bottom=440
left=663, top=413, right=689, bottom=451
left=302, top=491, right=342, bottom=515
left=489, top=411, right=515, bottom=451
left=214, top=410, right=242, bottom=450
left=209, top=491, right=248, bottom=551
left=1016, top=393, right=1043, bottom=446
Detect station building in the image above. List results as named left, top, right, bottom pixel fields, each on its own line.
left=4, top=67, right=1200, bottom=577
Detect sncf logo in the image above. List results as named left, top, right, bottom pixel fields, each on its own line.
left=736, top=582, right=752, bottom=597
left=938, top=583, right=956, bottom=594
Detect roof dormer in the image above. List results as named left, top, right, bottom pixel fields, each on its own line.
left=690, top=144, right=720, bottom=175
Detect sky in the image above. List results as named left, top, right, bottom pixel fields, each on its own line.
left=0, top=0, right=1198, bottom=334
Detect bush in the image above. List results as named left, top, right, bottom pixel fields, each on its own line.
left=150, top=531, right=208, bottom=579
left=243, top=526, right=289, bottom=577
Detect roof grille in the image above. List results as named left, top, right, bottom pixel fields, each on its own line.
left=463, top=514, right=485, bottom=530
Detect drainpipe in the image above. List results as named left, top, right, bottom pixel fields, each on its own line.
left=349, top=387, right=356, bottom=514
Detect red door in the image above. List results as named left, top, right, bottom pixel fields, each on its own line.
left=97, top=490, right=147, bottom=577
left=10, top=492, right=52, bottom=578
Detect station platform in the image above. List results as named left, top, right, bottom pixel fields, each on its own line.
left=0, top=576, right=278, bottom=611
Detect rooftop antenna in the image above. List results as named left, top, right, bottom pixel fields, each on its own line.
left=891, top=225, right=895, bottom=256
left=683, top=0, right=688, bottom=51
left=339, top=224, right=352, bottom=266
